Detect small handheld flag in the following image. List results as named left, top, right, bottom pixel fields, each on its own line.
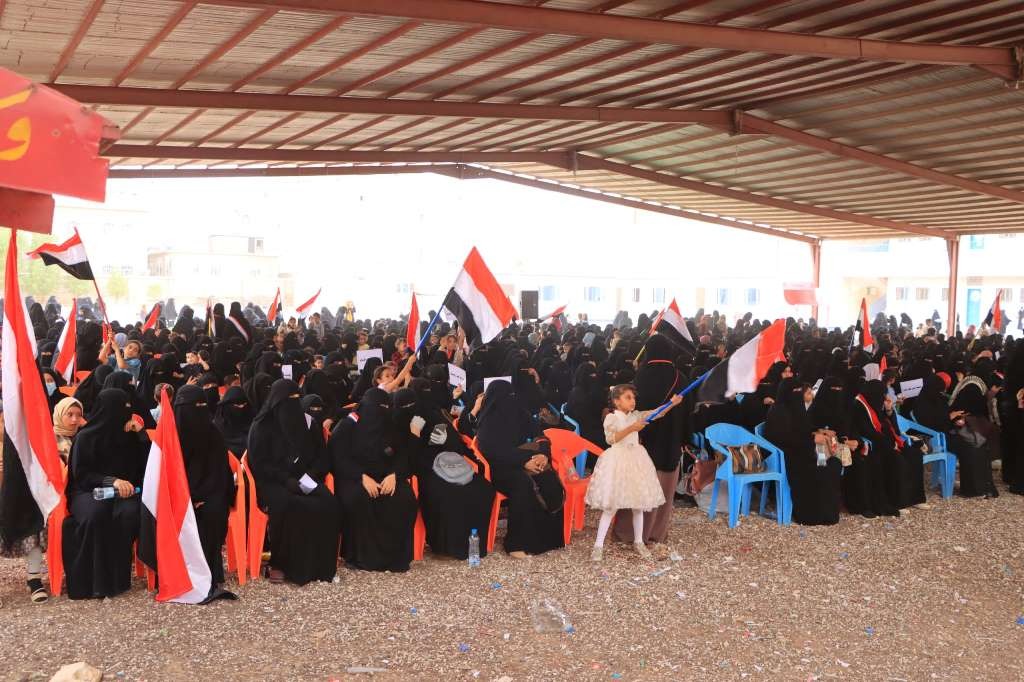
left=267, top=287, right=281, bottom=325
left=27, top=228, right=94, bottom=280
left=406, top=292, right=420, bottom=350
left=53, top=299, right=78, bottom=383
left=295, top=288, right=321, bottom=319
left=142, top=302, right=161, bottom=332
left=982, top=291, right=1003, bottom=330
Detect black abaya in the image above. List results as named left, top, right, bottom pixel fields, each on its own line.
left=331, top=388, right=418, bottom=572
left=62, top=389, right=149, bottom=599
left=175, top=384, right=233, bottom=585
left=477, top=381, right=564, bottom=555
left=247, top=379, right=338, bottom=585
left=766, top=380, right=841, bottom=526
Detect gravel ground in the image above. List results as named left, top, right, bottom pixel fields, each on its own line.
left=2, top=485, right=1023, bottom=682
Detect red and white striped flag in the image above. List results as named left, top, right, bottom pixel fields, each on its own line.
left=27, top=228, right=94, bottom=280
left=983, top=291, right=1003, bottom=330
left=53, top=298, right=77, bottom=383
left=295, top=287, right=321, bottom=319
left=2, top=230, right=64, bottom=518
left=138, top=389, right=212, bottom=604
left=406, top=292, right=420, bottom=350
left=652, top=298, right=694, bottom=350
left=267, top=287, right=281, bottom=325
left=697, top=319, right=787, bottom=402
left=440, top=247, right=516, bottom=348
left=142, top=302, right=161, bottom=332
left=857, top=297, right=874, bottom=351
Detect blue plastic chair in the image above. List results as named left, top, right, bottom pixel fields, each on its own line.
left=559, top=403, right=588, bottom=478
left=897, top=414, right=955, bottom=499
left=705, top=423, right=792, bottom=528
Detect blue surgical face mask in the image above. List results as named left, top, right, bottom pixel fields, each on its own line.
left=45, top=381, right=57, bottom=396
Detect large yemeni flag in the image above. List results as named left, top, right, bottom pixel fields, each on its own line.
left=441, top=247, right=517, bottom=348
left=295, top=287, right=321, bottom=319
left=139, top=389, right=213, bottom=604
left=697, top=319, right=787, bottom=402
left=982, top=290, right=1003, bottom=330
left=27, top=228, right=94, bottom=279
left=406, top=292, right=420, bottom=350
left=2, top=230, right=64, bottom=518
left=651, top=298, right=694, bottom=350
left=53, top=298, right=78, bottom=383
left=856, top=297, right=874, bottom=351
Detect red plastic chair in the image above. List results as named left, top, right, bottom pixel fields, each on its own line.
left=410, top=476, right=427, bottom=561
left=469, top=438, right=506, bottom=554
left=544, top=429, right=605, bottom=544
left=224, top=452, right=248, bottom=584
left=74, top=370, right=90, bottom=383
left=239, top=453, right=269, bottom=581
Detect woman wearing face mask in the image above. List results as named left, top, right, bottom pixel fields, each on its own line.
left=331, top=388, right=418, bottom=572
left=40, top=367, right=66, bottom=411
left=62, top=388, right=150, bottom=599
left=766, top=379, right=842, bottom=525
left=174, top=384, right=234, bottom=587
left=847, top=380, right=901, bottom=518
left=213, top=386, right=253, bottom=458
left=247, top=379, right=338, bottom=585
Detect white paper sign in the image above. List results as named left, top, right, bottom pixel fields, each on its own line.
left=898, top=378, right=924, bottom=399
left=483, top=376, right=512, bottom=392
left=298, top=473, right=318, bottom=494
left=812, top=378, right=823, bottom=395
left=448, top=363, right=467, bottom=390
left=281, top=364, right=293, bottom=380
left=357, top=348, right=383, bottom=371
left=863, top=362, right=881, bottom=381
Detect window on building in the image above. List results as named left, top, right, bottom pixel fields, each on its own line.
left=584, top=286, right=602, bottom=302
left=652, top=288, right=666, bottom=305
left=210, top=264, right=221, bottom=276
left=915, top=287, right=929, bottom=301
left=941, top=288, right=949, bottom=302
left=541, top=285, right=558, bottom=302
left=745, top=288, right=760, bottom=306
left=894, top=287, right=908, bottom=301
left=248, top=237, right=264, bottom=254
left=969, top=235, right=985, bottom=250
left=1001, top=287, right=1014, bottom=302
left=396, top=283, right=412, bottom=294
left=631, top=288, right=641, bottom=303
left=717, top=288, right=730, bottom=305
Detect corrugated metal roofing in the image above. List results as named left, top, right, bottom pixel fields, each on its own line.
left=3, top=0, right=1023, bottom=242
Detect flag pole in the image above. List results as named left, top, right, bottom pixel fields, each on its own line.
left=644, top=367, right=714, bottom=423
left=414, top=308, right=444, bottom=354
left=73, top=227, right=109, bottom=324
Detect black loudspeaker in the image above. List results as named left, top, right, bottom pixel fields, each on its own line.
left=520, top=290, right=539, bottom=320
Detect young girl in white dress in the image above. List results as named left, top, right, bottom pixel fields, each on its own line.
left=586, top=384, right=682, bottom=561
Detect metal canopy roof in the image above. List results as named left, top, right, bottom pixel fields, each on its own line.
left=4, top=0, right=1024, bottom=243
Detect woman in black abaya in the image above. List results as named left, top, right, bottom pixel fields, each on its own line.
left=63, top=389, right=149, bottom=599
left=74, top=364, right=114, bottom=416
left=847, top=381, right=904, bottom=517
left=914, top=373, right=996, bottom=497
left=766, top=380, right=841, bottom=525
left=247, top=379, right=338, bottom=585
left=476, top=381, right=564, bottom=557
left=615, top=334, right=682, bottom=544
left=174, top=384, right=233, bottom=586
left=400, top=380, right=495, bottom=559
left=332, top=388, right=418, bottom=572
left=566, top=362, right=607, bottom=451
left=214, top=386, right=253, bottom=458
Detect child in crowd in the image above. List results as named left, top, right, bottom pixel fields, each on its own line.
left=586, top=384, right=681, bottom=561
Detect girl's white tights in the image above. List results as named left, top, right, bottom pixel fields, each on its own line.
left=26, top=545, right=43, bottom=577
left=594, top=509, right=643, bottom=547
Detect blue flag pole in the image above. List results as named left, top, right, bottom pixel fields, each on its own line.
left=414, top=308, right=444, bottom=354
left=644, top=367, right=714, bottom=423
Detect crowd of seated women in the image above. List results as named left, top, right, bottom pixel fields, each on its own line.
left=2, top=296, right=1021, bottom=603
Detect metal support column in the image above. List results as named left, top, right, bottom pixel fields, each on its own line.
left=946, top=237, right=960, bottom=335
left=811, top=240, right=822, bottom=322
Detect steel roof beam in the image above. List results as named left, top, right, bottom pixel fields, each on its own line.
left=51, top=84, right=732, bottom=125
left=215, top=0, right=1016, bottom=70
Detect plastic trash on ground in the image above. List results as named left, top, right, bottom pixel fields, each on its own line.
left=530, top=598, right=573, bottom=633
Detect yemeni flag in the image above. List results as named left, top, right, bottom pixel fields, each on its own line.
left=854, top=297, right=874, bottom=351
left=982, top=290, right=1003, bottom=330
left=2, top=230, right=64, bottom=519
left=541, top=304, right=567, bottom=332
left=52, top=298, right=77, bottom=383
left=406, top=292, right=420, bottom=350
left=267, top=287, right=281, bottom=325
left=441, top=247, right=516, bottom=348
left=27, top=228, right=94, bottom=280
left=651, top=298, right=694, bottom=351
left=139, top=389, right=213, bottom=604
left=296, top=287, right=321, bottom=319
left=142, top=302, right=161, bottom=331
left=227, top=310, right=250, bottom=343
left=697, top=319, right=787, bottom=402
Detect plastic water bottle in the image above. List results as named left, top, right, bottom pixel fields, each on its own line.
left=92, top=486, right=140, bottom=500
left=467, top=528, right=481, bottom=567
